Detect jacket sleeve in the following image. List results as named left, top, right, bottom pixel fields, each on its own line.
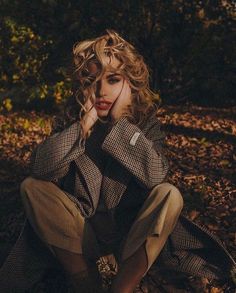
left=102, top=116, right=169, bottom=189
left=29, top=121, right=85, bottom=181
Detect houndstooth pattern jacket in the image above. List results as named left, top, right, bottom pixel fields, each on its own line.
left=30, top=110, right=169, bottom=217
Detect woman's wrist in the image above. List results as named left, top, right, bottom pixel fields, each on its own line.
left=80, top=113, right=97, bottom=137
left=87, top=114, right=97, bottom=124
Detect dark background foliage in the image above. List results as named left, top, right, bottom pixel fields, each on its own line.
left=0, top=0, right=235, bottom=111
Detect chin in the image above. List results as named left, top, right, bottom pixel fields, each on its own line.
left=97, top=110, right=109, bottom=117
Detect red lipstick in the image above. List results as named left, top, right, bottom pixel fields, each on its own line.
left=95, top=99, right=112, bottom=110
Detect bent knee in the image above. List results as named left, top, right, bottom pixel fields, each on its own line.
left=153, top=182, right=184, bottom=211
left=20, top=176, right=38, bottom=193
left=165, top=183, right=183, bottom=212
left=20, top=177, right=37, bottom=202
left=20, top=176, right=50, bottom=202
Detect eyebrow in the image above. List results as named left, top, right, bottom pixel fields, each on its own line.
left=106, top=73, right=121, bottom=78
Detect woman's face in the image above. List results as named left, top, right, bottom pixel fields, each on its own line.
left=87, top=57, right=132, bottom=118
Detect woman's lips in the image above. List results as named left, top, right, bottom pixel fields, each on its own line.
left=95, top=101, right=112, bottom=110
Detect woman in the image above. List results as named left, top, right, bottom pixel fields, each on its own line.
left=22, top=29, right=179, bottom=292
left=0, top=30, right=235, bottom=293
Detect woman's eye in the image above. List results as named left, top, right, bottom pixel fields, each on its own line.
left=108, top=78, right=121, bottom=84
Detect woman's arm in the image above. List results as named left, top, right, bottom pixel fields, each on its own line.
left=30, top=97, right=98, bottom=181
left=30, top=121, right=85, bottom=181
left=102, top=116, right=169, bottom=189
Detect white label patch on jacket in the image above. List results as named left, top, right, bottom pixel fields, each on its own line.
left=130, top=132, right=141, bottom=146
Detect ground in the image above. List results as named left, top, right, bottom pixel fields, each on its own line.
left=0, top=105, right=235, bottom=292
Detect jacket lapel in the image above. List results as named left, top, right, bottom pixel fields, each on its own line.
left=101, top=156, right=131, bottom=209
left=74, top=153, right=103, bottom=206
left=74, top=151, right=131, bottom=211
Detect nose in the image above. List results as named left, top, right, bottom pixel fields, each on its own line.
left=95, top=80, right=105, bottom=98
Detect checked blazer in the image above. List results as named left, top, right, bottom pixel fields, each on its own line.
left=30, top=110, right=169, bottom=217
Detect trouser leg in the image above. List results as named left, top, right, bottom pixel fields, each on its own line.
left=121, top=182, right=183, bottom=276
left=20, top=176, right=85, bottom=254
left=20, top=177, right=103, bottom=292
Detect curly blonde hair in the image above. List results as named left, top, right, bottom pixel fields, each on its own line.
left=52, top=30, right=159, bottom=137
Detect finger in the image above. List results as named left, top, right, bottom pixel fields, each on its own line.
left=122, top=80, right=129, bottom=97
left=84, top=98, right=94, bottom=112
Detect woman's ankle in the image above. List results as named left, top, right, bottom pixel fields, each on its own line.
left=111, top=243, right=147, bottom=293
left=51, top=245, right=88, bottom=274
left=67, top=267, right=104, bottom=293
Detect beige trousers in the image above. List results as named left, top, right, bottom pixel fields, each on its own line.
left=20, top=177, right=183, bottom=275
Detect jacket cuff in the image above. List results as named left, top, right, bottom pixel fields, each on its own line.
left=102, top=117, right=153, bottom=181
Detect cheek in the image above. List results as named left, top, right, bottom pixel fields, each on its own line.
left=108, top=84, right=123, bottom=98
left=127, top=85, right=132, bottom=96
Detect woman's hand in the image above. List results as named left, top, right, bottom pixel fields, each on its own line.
left=80, top=98, right=98, bottom=137
left=109, top=79, right=132, bottom=122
